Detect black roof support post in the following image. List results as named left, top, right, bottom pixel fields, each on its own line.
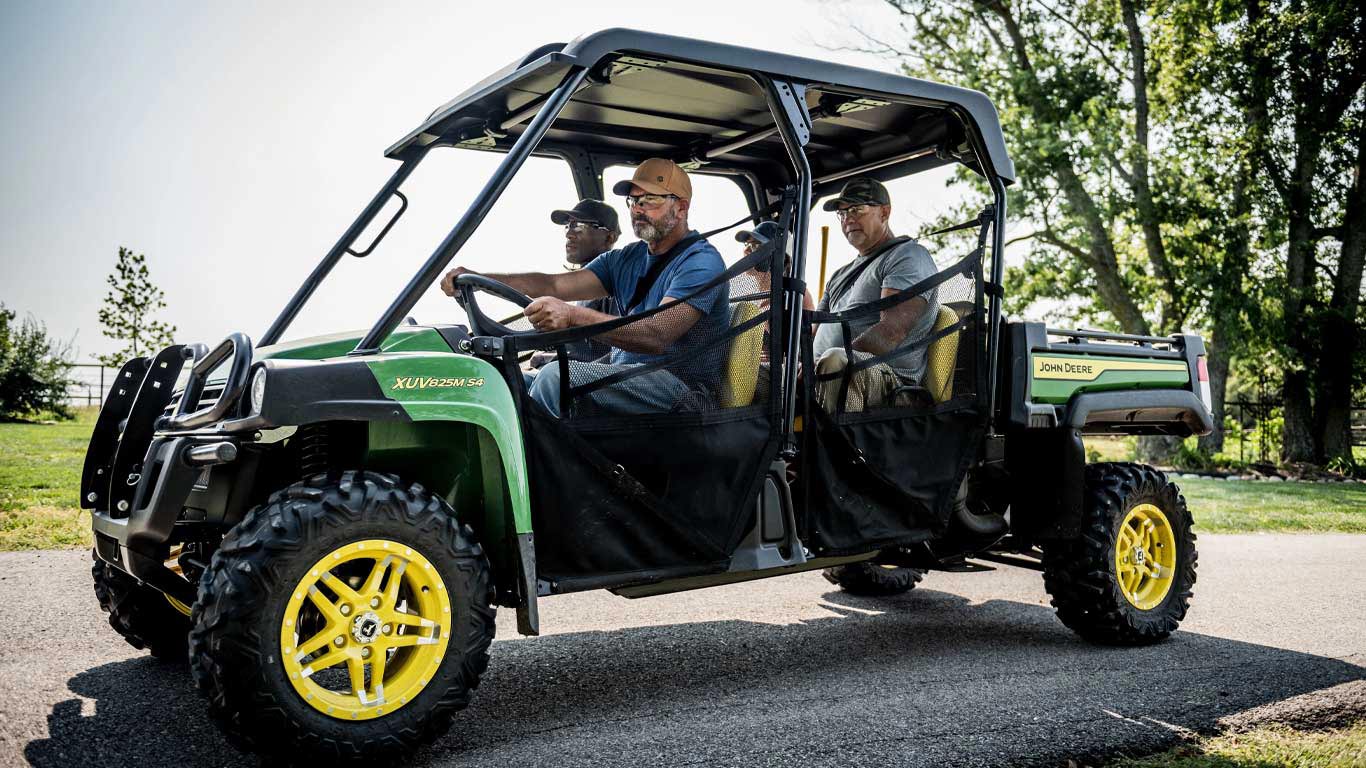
left=959, top=113, right=1009, bottom=431
left=351, top=66, right=592, bottom=356
left=759, top=76, right=813, bottom=457
left=259, top=153, right=425, bottom=347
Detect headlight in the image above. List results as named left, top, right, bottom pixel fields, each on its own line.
left=249, top=367, right=267, bottom=414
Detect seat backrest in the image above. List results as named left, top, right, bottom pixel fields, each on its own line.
left=720, top=301, right=766, bottom=408
left=924, top=304, right=960, bottom=403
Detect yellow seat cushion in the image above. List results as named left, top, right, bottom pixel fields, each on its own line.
left=924, top=305, right=960, bottom=403
left=720, top=302, right=766, bottom=408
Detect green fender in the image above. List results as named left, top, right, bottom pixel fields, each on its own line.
left=364, top=352, right=541, bottom=635
left=365, top=353, right=530, bottom=533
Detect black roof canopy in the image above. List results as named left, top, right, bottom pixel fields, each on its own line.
left=385, top=29, right=1016, bottom=194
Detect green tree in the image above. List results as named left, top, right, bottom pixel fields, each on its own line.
left=844, top=0, right=1251, bottom=458
left=0, top=303, right=76, bottom=420
left=842, top=0, right=1362, bottom=465
left=96, top=247, right=176, bottom=368
left=1176, top=0, right=1364, bottom=464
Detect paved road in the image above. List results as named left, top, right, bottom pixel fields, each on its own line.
left=2, top=534, right=1363, bottom=767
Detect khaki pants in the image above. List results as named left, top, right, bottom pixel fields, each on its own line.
left=814, top=348, right=904, bottom=413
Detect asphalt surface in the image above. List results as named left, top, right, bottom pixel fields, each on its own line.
left=2, top=533, right=1363, bottom=768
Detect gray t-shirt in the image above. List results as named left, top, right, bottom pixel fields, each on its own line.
left=813, top=238, right=940, bottom=384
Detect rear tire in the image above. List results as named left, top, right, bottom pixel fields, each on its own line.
left=1042, top=462, right=1197, bottom=645
left=91, top=550, right=191, bottom=661
left=189, top=471, right=495, bottom=764
left=823, top=562, right=925, bottom=596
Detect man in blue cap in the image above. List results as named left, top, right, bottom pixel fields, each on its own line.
left=814, top=177, right=940, bottom=411
left=527, top=199, right=622, bottom=367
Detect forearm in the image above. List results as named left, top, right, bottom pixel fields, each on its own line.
left=852, top=298, right=925, bottom=355
left=851, top=321, right=904, bottom=355
left=574, top=302, right=697, bottom=355
left=481, top=272, right=560, bottom=298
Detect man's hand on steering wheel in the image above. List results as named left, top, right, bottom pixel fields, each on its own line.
left=525, top=297, right=580, bottom=332
left=440, top=266, right=475, bottom=298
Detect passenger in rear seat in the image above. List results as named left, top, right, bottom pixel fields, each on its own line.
left=813, top=177, right=939, bottom=412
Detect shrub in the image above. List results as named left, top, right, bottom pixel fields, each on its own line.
left=0, top=304, right=76, bottom=420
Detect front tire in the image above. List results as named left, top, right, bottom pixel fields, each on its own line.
left=92, top=550, right=191, bottom=661
left=1042, top=462, right=1197, bottom=645
left=189, top=471, right=495, bottom=764
left=823, top=562, right=925, bottom=596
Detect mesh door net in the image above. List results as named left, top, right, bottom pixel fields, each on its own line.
left=500, top=227, right=790, bottom=588
left=797, top=220, right=990, bottom=557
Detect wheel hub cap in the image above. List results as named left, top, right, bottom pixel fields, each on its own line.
left=352, top=612, right=382, bottom=644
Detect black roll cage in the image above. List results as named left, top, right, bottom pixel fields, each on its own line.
left=257, top=37, right=1012, bottom=438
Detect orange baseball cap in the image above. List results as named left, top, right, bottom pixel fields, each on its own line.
left=611, top=158, right=693, bottom=200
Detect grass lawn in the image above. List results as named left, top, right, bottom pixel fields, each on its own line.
left=0, top=408, right=96, bottom=551
left=1179, top=476, right=1366, bottom=534
left=1103, top=721, right=1366, bottom=766
left=0, top=410, right=1362, bottom=550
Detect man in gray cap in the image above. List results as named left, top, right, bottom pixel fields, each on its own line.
left=529, top=199, right=622, bottom=367
left=813, top=177, right=940, bottom=411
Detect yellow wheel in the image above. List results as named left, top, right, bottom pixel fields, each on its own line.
left=1043, top=463, right=1197, bottom=645
left=280, top=539, right=452, bottom=720
left=1114, top=504, right=1177, bottom=610
left=190, top=472, right=495, bottom=763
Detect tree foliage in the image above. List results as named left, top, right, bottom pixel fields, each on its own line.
left=96, top=247, right=176, bottom=369
left=0, top=303, right=75, bottom=420
left=842, top=0, right=1363, bottom=464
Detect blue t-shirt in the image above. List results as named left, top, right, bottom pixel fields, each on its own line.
left=584, top=233, right=729, bottom=390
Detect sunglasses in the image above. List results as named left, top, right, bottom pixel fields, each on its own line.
left=564, top=221, right=611, bottom=233
left=834, top=204, right=873, bottom=220
left=624, top=193, right=678, bottom=210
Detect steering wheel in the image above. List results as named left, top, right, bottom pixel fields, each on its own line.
left=454, top=273, right=535, bottom=337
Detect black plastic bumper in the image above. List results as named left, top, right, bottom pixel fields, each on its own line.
left=90, top=435, right=228, bottom=605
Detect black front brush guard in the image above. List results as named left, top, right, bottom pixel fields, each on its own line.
left=165, top=332, right=253, bottom=431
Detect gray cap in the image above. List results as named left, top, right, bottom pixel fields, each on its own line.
left=821, top=177, right=891, bottom=211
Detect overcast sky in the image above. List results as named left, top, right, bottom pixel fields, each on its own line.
left=0, top=0, right=986, bottom=366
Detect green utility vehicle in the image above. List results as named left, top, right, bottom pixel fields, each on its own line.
left=82, top=29, right=1214, bottom=764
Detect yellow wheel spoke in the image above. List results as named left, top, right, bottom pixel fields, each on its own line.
left=381, top=559, right=408, bottom=609
left=387, top=632, right=439, bottom=649
left=368, top=650, right=387, bottom=704
left=294, top=627, right=338, bottom=661
left=347, top=656, right=367, bottom=702
left=321, top=572, right=364, bottom=605
left=390, top=610, right=435, bottom=629
left=307, top=585, right=345, bottom=623
left=301, top=647, right=349, bottom=677
left=361, top=555, right=394, bottom=596
left=1117, top=527, right=1136, bottom=551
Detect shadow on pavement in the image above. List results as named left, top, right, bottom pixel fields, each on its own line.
left=25, top=587, right=1364, bottom=768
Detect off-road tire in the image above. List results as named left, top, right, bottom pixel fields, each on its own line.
left=823, top=562, right=925, bottom=596
left=92, top=550, right=192, bottom=661
left=189, top=471, right=495, bottom=764
left=1042, top=462, right=1197, bottom=645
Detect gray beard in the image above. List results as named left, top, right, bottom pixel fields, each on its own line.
left=633, top=209, right=679, bottom=247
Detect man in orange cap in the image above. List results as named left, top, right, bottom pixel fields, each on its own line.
left=440, top=158, right=729, bottom=416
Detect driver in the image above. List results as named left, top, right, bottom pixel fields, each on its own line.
left=440, top=158, right=729, bottom=417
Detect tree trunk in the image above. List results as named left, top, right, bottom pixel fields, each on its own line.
left=1198, top=338, right=1231, bottom=454
left=1120, top=0, right=1182, bottom=333
left=1313, top=118, right=1365, bottom=464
